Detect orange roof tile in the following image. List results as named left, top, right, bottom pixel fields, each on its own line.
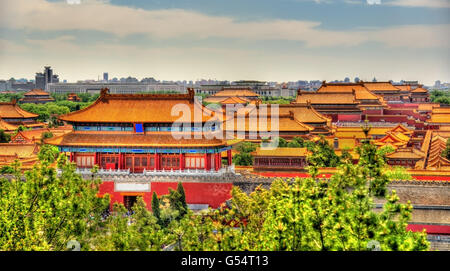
left=45, top=131, right=227, bottom=147
left=59, top=88, right=219, bottom=123
left=278, top=104, right=330, bottom=124
left=395, top=85, right=412, bottom=91
left=23, top=89, right=51, bottom=96
left=411, top=87, right=428, bottom=93
left=417, top=103, right=439, bottom=111
left=252, top=147, right=308, bottom=157
left=220, top=97, right=249, bottom=104
left=224, top=115, right=313, bottom=133
left=317, top=82, right=381, bottom=101
left=425, top=135, right=450, bottom=170
left=374, top=132, right=409, bottom=147
left=0, top=101, right=39, bottom=119
left=0, top=143, right=39, bottom=158
left=295, top=91, right=359, bottom=104
left=213, top=89, right=259, bottom=97
left=363, top=82, right=401, bottom=92
left=334, top=126, right=394, bottom=139
left=386, top=147, right=424, bottom=160
left=11, top=128, right=71, bottom=143
left=389, top=124, right=413, bottom=135
left=0, top=118, right=18, bottom=131
left=428, top=107, right=450, bottom=124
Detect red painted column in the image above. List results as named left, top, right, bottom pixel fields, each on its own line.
left=205, top=154, right=210, bottom=170
left=203, top=153, right=208, bottom=170
left=118, top=153, right=122, bottom=169
left=155, top=153, right=160, bottom=170
left=179, top=153, right=184, bottom=170
left=94, top=152, right=97, bottom=165
left=215, top=153, right=220, bottom=171
left=227, top=149, right=232, bottom=166
left=69, top=152, right=73, bottom=162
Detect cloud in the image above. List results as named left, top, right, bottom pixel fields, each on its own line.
left=0, top=0, right=449, bottom=50
left=66, top=0, right=81, bottom=4
left=386, top=0, right=450, bottom=8
left=367, top=0, right=381, bottom=5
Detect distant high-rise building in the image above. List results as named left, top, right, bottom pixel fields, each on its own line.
left=35, top=72, right=45, bottom=89
left=44, top=66, right=53, bottom=84
left=435, top=80, right=441, bottom=88
left=103, top=72, right=109, bottom=82
left=35, top=66, right=59, bottom=90
left=141, top=77, right=157, bottom=84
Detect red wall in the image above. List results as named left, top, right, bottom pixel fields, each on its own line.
left=388, top=103, right=419, bottom=109
left=362, top=109, right=383, bottom=115
left=337, top=114, right=361, bottom=122
left=98, top=181, right=233, bottom=210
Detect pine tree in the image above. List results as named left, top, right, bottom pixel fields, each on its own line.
left=177, top=182, right=188, bottom=217
left=151, top=192, right=161, bottom=223
left=442, top=138, right=450, bottom=160
left=0, top=129, right=10, bottom=143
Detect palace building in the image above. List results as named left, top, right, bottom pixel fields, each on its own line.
left=10, top=126, right=72, bottom=144
left=19, top=89, right=55, bottom=104
left=67, top=93, right=81, bottom=102
left=427, top=107, right=450, bottom=129
left=0, top=100, right=44, bottom=128
left=316, top=82, right=387, bottom=115
left=294, top=90, right=362, bottom=122
left=0, top=143, right=40, bottom=170
left=203, top=88, right=261, bottom=104
left=252, top=147, right=308, bottom=171
left=221, top=102, right=332, bottom=140
left=0, top=118, right=18, bottom=133
left=363, top=82, right=403, bottom=102
left=46, top=88, right=233, bottom=173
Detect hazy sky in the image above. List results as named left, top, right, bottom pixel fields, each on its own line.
left=0, top=0, right=449, bottom=84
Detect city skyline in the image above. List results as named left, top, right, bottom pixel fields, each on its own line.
left=1, top=0, right=449, bottom=85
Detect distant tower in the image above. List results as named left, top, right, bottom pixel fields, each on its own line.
left=344, top=77, right=350, bottom=83
left=103, top=72, right=109, bottom=82
left=372, top=77, right=377, bottom=82
left=354, top=77, right=360, bottom=83
left=35, top=72, right=45, bottom=89
left=44, top=66, right=53, bottom=84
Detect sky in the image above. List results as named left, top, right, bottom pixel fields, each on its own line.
left=0, top=0, right=449, bottom=84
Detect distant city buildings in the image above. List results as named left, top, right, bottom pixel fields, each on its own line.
left=47, top=82, right=186, bottom=94
left=1, top=67, right=449, bottom=93
left=35, top=66, right=59, bottom=90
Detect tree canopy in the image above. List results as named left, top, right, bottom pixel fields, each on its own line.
left=0, top=141, right=429, bottom=251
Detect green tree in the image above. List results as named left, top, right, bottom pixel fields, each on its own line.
left=0, top=151, right=110, bottom=250
left=305, top=136, right=340, bottom=168
left=287, top=140, right=303, bottom=148
left=177, top=182, right=188, bottom=217
left=233, top=152, right=253, bottom=166
left=340, top=149, right=353, bottom=163
left=0, top=129, right=11, bottom=143
left=151, top=192, right=161, bottom=224
left=215, top=139, right=429, bottom=251
left=442, top=138, right=450, bottom=160
left=235, top=141, right=257, bottom=153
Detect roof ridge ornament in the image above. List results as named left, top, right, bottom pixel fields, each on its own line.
left=100, top=88, right=109, bottom=102
left=187, top=87, right=195, bottom=103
